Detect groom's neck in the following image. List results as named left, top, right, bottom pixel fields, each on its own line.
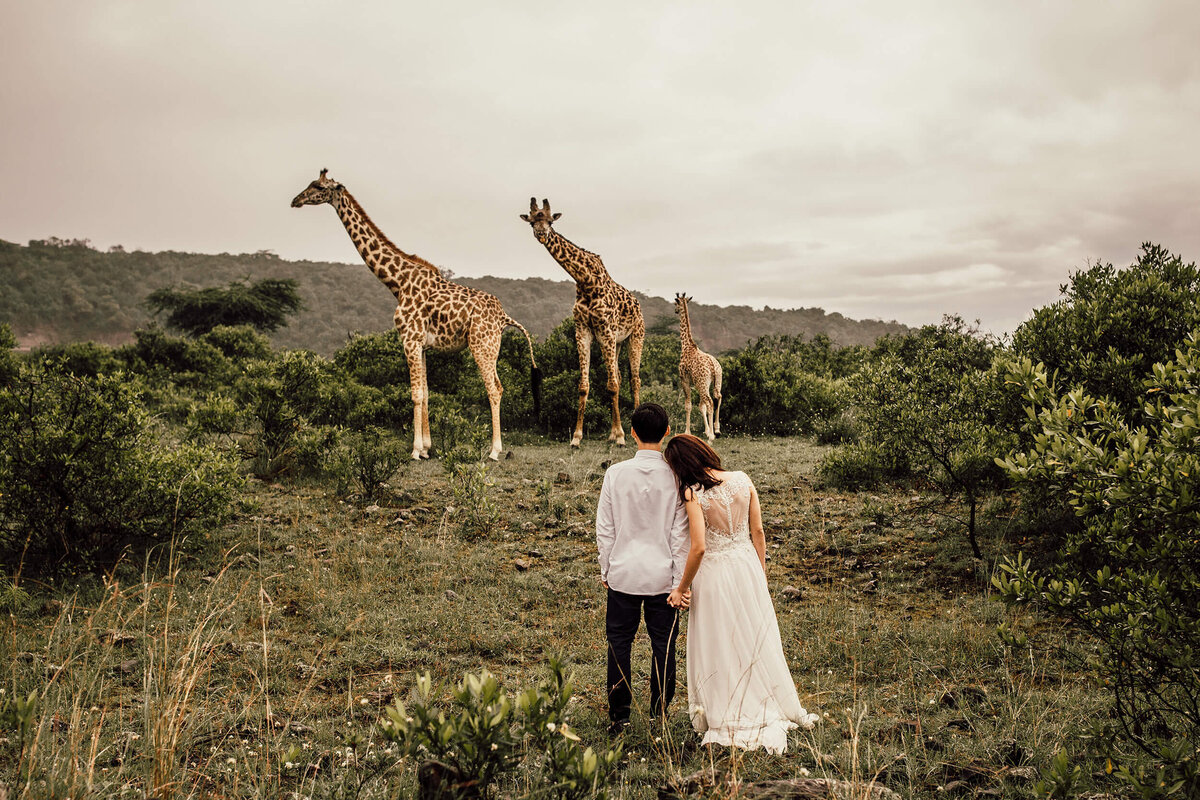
left=637, top=441, right=663, bottom=452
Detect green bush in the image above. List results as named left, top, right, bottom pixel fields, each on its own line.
left=381, top=659, right=622, bottom=799
left=117, top=325, right=233, bottom=389
left=27, top=341, right=123, bottom=377
left=817, top=441, right=890, bottom=490
left=826, top=317, right=1014, bottom=557
left=995, top=337, right=1200, bottom=799
left=0, top=323, right=18, bottom=386
left=338, top=426, right=406, bottom=502
left=721, top=345, right=844, bottom=435
left=145, top=277, right=302, bottom=336
left=199, top=324, right=273, bottom=362
left=0, top=366, right=241, bottom=565
left=1012, top=243, right=1200, bottom=418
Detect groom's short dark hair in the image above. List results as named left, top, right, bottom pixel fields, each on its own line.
left=631, top=403, right=669, bottom=444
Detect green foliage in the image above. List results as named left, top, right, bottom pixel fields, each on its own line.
left=118, top=325, right=233, bottom=389
left=443, top=431, right=499, bottom=536
left=1012, top=243, right=1200, bottom=417
left=721, top=336, right=847, bottom=435
left=995, top=337, right=1200, bottom=797
left=27, top=341, right=123, bottom=378
left=0, top=322, right=18, bottom=385
left=0, top=365, right=241, bottom=564
left=381, top=659, right=622, bottom=799
left=145, top=277, right=303, bottom=336
left=1034, top=750, right=1083, bottom=800
left=338, top=426, right=406, bottom=502
left=828, top=316, right=1014, bottom=557
left=199, top=324, right=273, bottom=361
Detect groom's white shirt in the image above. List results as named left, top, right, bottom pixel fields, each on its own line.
left=596, top=450, right=690, bottom=595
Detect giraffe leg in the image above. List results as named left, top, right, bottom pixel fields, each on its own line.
left=699, top=383, right=715, bottom=443
left=600, top=336, right=624, bottom=445
left=404, top=340, right=426, bottom=461
left=420, top=351, right=432, bottom=457
left=572, top=323, right=593, bottom=448
left=470, top=332, right=504, bottom=461
left=712, top=360, right=723, bottom=437
left=682, top=374, right=693, bottom=435
left=628, top=331, right=644, bottom=411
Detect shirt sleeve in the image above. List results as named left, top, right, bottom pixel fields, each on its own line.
left=595, top=470, right=616, bottom=581
left=668, top=487, right=690, bottom=588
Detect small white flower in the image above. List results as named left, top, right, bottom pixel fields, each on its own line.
left=491, top=743, right=499, bottom=751
left=799, top=767, right=811, bottom=777
left=359, top=698, right=369, bottom=706
left=546, top=722, right=556, bottom=731
left=285, top=761, right=296, bottom=769
left=226, top=757, right=236, bottom=765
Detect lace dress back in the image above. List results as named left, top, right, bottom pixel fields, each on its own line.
left=695, top=472, right=756, bottom=559
left=685, top=470, right=819, bottom=753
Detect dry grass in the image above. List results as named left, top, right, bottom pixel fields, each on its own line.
left=1, top=435, right=1103, bottom=798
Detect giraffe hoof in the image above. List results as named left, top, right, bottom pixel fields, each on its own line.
left=488, top=451, right=501, bottom=462
left=411, top=452, right=423, bottom=461
left=570, top=439, right=582, bottom=448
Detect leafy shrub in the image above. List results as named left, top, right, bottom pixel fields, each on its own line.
left=721, top=345, right=844, bottom=435
left=0, top=323, right=18, bottom=386
left=199, top=324, right=273, bottom=361
left=117, top=325, right=233, bottom=389
left=443, top=432, right=499, bottom=536
left=827, top=317, right=1014, bottom=557
left=0, top=366, right=241, bottom=565
left=338, top=426, right=406, bottom=502
left=381, top=659, right=622, bottom=799
left=27, top=341, right=123, bottom=377
left=1012, top=242, right=1200, bottom=418
left=534, top=317, right=636, bottom=437
left=995, top=338, right=1200, bottom=798
left=817, top=441, right=890, bottom=490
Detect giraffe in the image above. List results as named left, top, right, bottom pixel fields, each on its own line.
left=292, top=169, right=540, bottom=461
left=674, top=293, right=722, bottom=442
left=520, top=198, right=644, bottom=447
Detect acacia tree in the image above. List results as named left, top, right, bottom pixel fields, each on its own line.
left=145, top=278, right=303, bottom=337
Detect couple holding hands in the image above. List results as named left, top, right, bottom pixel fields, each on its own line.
left=595, top=403, right=819, bottom=753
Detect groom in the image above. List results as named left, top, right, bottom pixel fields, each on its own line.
left=595, top=403, right=690, bottom=734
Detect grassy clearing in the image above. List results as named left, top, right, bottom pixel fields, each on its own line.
left=2, top=435, right=1102, bottom=798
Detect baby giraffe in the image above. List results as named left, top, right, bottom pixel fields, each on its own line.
left=674, top=293, right=722, bottom=442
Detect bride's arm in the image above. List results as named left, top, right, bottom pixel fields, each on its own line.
left=667, top=489, right=706, bottom=608
left=749, top=483, right=767, bottom=573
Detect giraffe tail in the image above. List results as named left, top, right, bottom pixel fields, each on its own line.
left=505, top=315, right=542, bottom=420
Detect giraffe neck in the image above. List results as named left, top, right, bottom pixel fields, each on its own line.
left=679, top=304, right=697, bottom=350
left=334, top=190, right=441, bottom=298
left=535, top=226, right=607, bottom=287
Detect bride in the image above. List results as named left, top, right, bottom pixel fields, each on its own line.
left=664, top=434, right=819, bottom=753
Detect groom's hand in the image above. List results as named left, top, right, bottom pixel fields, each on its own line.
left=601, top=578, right=609, bottom=589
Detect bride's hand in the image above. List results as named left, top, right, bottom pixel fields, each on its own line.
left=667, top=587, right=689, bottom=609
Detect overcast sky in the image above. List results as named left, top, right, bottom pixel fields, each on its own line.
left=3, top=2, right=1199, bottom=334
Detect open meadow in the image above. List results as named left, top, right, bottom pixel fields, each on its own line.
left=2, top=435, right=1101, bottom=799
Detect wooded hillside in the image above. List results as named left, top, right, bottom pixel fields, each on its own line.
left=0, top=238, right=908, bottom=353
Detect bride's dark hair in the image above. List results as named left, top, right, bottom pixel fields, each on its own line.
left=663, top=434, right=723, bottom=503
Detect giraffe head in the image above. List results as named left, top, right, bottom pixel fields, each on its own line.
left=519, top=198, right=561, bottom=239
left=291, top=168, right=344, bottom=208
left=674, top=293, right=692, bottom=316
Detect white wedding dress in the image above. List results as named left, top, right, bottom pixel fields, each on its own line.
left=687, top=471, right=819, bottom=753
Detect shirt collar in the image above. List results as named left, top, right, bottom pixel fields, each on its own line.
left=633, top=449, right=665, bottom=461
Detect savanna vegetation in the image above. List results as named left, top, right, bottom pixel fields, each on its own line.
left=2, top=241, right=1198, bottom=799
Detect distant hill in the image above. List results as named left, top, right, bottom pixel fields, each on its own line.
left=0, top=238, right=909, bottom=354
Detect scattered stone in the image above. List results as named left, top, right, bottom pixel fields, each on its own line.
left=780, top=586, right=804, bottom=602
left=600, top=460, right=611, bottom=469
left=554, top=472, right=572, bottom=485
left=521, top=522, right=538, bottom=532
left=505, top=450, right=514, bottom=459
left=513, top=559, right=532, bottom=572
left=861, top=579, right=878, bottom=595
left=364, top=504, right=381, bottom=513
left=940, top=780, right=970, bottom=794
left=544, top=517, right=560, bottom=527
left=944, top=718, right=973, bottom=732
left=444, top=590, right=459, bottom=601
left=289, top=721, right=314, bottom=735
left=119, top=659, right=139, bottom=675
left=769, top=517, right=786, bottom=527
left=526, top=549, right=544, bottom=558
left=516, top=502, right=529, bottom=510
left=521, top=478, right=535, bottom=486
left=1004, top=767, right=1037, bottom=784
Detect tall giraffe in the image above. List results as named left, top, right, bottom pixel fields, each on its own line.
left=674, top=293, right=722, bottom=442
left=520, top=198, right=644, bottom=447
left=292, top=169, right=539, bottom=461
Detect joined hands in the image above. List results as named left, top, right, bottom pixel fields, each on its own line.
left=667, top=588, right=692, bottom=609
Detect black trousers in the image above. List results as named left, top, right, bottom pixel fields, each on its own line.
left=605, top=587, right=680, bottom=723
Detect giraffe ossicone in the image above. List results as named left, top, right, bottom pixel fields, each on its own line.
left=292, top=169, right=541, bottom=461
left=521, top=197, right=644, bottom=448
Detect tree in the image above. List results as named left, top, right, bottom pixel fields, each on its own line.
left=995, top=336, right=1200, bottom=798
left=830, top=317, right=1013, bottom=558
left=145, top=277, right=303, bottom=337
left=1012, top=243, right=1200, bottom=417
